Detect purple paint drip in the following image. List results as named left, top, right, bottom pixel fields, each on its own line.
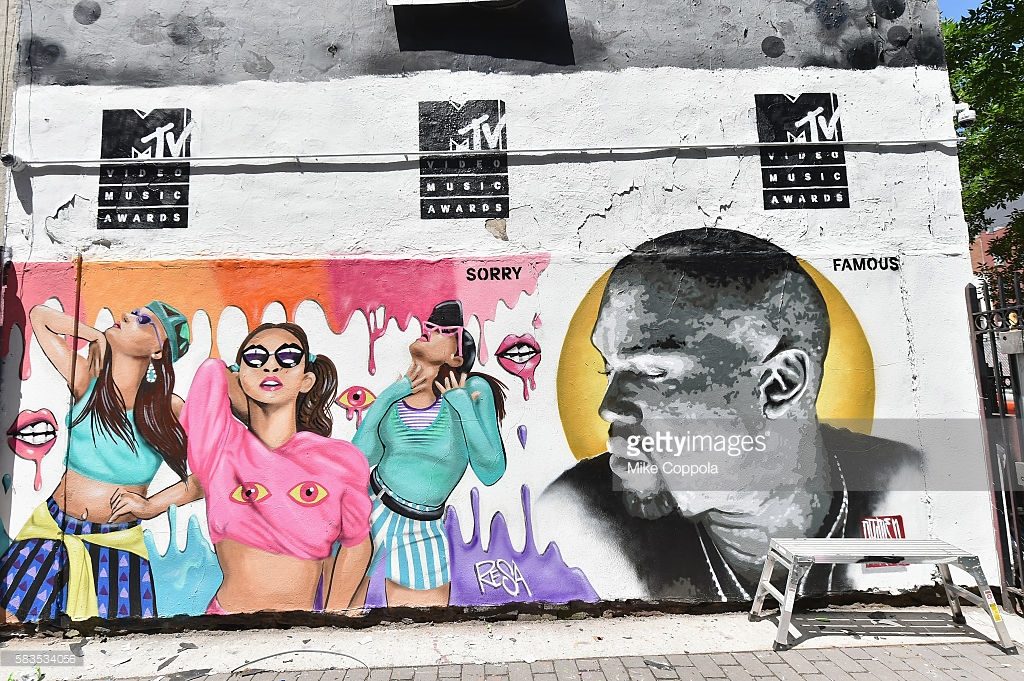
left=363, top=486, right=597, bottom=608
left=517, top=425, right=528, bottom=448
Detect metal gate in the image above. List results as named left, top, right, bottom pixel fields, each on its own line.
left=967, top=278, right=1024, bottom=614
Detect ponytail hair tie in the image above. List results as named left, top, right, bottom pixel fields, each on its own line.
left=228, top=364, right=240, bottom=373
left=308, top=353, right=317, bottom=364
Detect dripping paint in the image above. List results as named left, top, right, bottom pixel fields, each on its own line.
left=364, top=486, right=595, bottom=607
left=517, top=425, right=528, bottom=448
left=495, top=334, right=542, bottom=400
left=448, top=486, right=597, bottom=605
left=143, top=505, right=223, bottom=617
left=1, top=255, right=550, bottom=379
left=6, top=409, right=59, bottom=491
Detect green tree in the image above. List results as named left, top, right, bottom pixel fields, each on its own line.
left=943, top=1, right=1024, bottom=271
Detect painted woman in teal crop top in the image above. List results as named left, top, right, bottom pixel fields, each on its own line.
left=1, top=301, right=192, bottom=623
left=64, top=378, right=164, bottom=486
left=351, top=300, right=509, bottom=609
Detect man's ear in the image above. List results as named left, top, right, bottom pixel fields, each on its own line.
left=299, top=371, right=317, bottom=394
left=151, top=348, right=164, bottom=361
left=757, top=348, right=810, bottom=419
left=449, top=353, right=464, bottom=368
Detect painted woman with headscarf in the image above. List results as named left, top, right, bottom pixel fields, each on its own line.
left=1, top=301, right=191, bottom=622
left=351, top=300, right=508, bottom=608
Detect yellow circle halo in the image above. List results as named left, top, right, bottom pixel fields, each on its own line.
left=556, top=262, right=875, bottom=461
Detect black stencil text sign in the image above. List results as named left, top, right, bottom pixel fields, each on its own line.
left=97, top=108, right=192, bottom=229
left=755, top=93, right=850, bottom=210
left=419, top=101, right=510, bottom=219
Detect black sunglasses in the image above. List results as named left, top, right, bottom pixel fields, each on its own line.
left=241, top=343, right=306, bottom=369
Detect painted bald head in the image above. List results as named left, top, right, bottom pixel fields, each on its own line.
left=593, top=228, right=831, bottom=514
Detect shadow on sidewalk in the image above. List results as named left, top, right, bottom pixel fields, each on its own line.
left=750, top=610, right=999, bottom=649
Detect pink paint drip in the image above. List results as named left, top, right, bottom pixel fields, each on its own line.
left=2, top=256, right=551, bottom=379
left=519, top=374, right=537, bottom=401
left=532, top=313, right=542, bottom=329
left=324, top=255, right=550, bottom=372
left=2, top=262, right=78, bottom=380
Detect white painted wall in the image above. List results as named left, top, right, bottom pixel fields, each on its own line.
left=0, top=64, right=997, bottom=613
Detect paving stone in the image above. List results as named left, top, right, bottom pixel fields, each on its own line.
left=345, top=670, right=370, bottom=681
left=689, top=655, right=725, bottom=678
left=509, top=661, right=533, bottom=681
left=848, top=659, right=900, bottom=681
left=534, top=674, right=557, bottom=681
left=485, top=666, right=510, bottom=676
left=413, top=669, right=438, bottom=681
left=393, top=669, right=416, bottom=680
left=819, top=650, right=864, bottom=674
left=766, top=663, right=804, bottom=681
left=717, top=666, right=754, bottom=681
left=837, top=649, right=871, bottom=661
left=794, top=650, right=827, bottom=661
left=664, top=655, right=691, bottom=667
left=776, top=652, right=817, bottom=675
left=708, top=654, right=735, bottom=666
left=296, top=673, right=325, bottom=681
left=947, top=656, right=1004, bottom=680
left=597, top=658, right=629, bottom=681
left=554, top=659, right=580, bottom=681
left=464, top=665, right=486, bottom=681
left=485, top=675, right=509, bottom=681
left=580, top=673, right=606, bottom=681
left=670, top=671, right=703, bottom=681
left=371, top=670, right=392, bottom=681
left=531, top=663, right=555, bottom=674
left=625, top=667, right=655, bottom=681
left=438, top=667, right=462, bottom=679
left=752, top=651, right=784, bottom=664
left=620, top=658, right=647, bottom=669
left=645, top=666, right=676, bottom=680
left=732, top=652, right=772, bottom=676
left=575, top=660, right=601, bottom=672
left=809, top=661, right=854, bottom=681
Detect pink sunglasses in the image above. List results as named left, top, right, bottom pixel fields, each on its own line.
left=421, top=321, right=464, bottom=356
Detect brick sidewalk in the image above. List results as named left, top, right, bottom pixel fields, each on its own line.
left=172, top=642, right=1024, bottom=681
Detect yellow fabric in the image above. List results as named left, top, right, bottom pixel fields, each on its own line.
left=15, top=502, right=149, bottom=620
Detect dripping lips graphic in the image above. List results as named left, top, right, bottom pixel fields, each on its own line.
left=7, top=409, right=59, bottom=459
left=495, top=334, right=542, bottom=376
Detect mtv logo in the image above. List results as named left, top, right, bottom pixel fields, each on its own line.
left=419, top=100, right=507, bottom=152
left=100, top=109, right=193, bottom=160
left=755, top=93, right=843, bottom=144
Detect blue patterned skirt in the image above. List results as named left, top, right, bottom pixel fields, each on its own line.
left=0, top=498, right=157, bottom=621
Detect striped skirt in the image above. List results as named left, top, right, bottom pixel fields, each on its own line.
left=0, top=498, right=157, bottom=621
left=368, top=490, right=450, bottom=590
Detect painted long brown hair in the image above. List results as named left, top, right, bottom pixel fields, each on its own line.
left=71, top=339, right=188, bottom=480
left=235, top=322, right=338, bottom=437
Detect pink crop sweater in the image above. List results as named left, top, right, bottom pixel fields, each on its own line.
left=181, top=359, right=371, bottom=560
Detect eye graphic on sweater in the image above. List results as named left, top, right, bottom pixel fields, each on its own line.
left=289, top=481, right=329, bottom=506
left=230, top=482, right=271, bottom=504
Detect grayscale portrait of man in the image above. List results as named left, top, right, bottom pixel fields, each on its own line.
left=538, top=227, right=922, bottom=602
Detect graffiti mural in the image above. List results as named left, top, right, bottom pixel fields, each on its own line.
left=0, top=0, right=988, bottom=628
left=539, top=228, right=924, bottom=601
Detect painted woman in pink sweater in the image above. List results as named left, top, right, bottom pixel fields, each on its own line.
left=112, top=323, right=372, bottom=614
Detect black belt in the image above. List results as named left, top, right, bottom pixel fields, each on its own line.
left=370, top=471, right=444, bottom=521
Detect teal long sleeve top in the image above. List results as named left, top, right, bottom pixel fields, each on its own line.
left=352, top=376, right=507, bottom=509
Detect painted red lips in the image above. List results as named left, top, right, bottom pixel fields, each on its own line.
left=496, top=334, right=542, bottom=400
left=7, top=409, right=58, bottom=491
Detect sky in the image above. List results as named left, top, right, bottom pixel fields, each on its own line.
left=938, top=0, right=983, bottom=18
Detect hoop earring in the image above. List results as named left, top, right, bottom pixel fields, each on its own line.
left=145, top=361, right=157, bottom=384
